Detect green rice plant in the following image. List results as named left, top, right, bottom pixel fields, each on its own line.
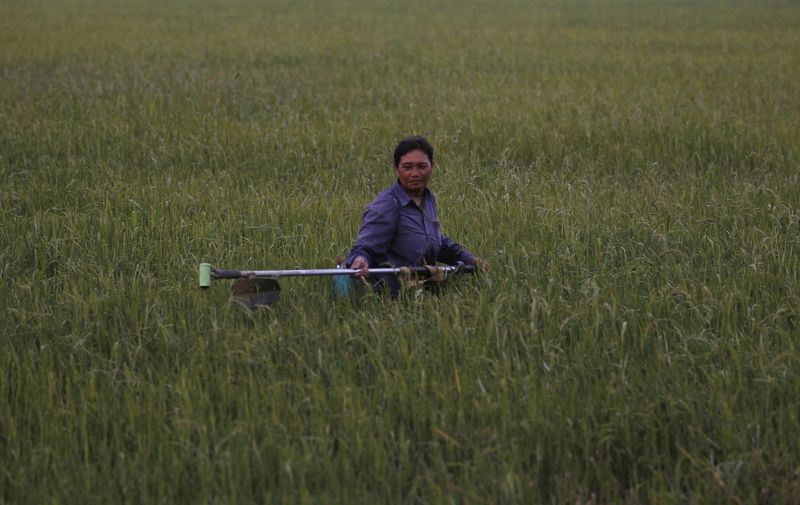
left=1, top=0, right=799, bottom=503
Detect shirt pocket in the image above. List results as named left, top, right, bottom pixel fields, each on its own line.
left=427, top=215, right=442, bottom=240
left=393, top=209, right=427, bottom=263
left=425, top=216, right=444, bottom=260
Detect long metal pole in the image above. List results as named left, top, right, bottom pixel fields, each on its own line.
left=212, top=265, right=473, bottom=278
left=199, top=263, right=474, bottom=287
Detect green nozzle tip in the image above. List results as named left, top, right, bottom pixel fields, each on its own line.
left=199, top=263, right=211, bottom=288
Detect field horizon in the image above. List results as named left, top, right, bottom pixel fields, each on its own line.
left=2, top=0, right=799, bottom=503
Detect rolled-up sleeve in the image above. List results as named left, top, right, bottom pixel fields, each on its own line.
left=346, top=196, right=398, bottom=267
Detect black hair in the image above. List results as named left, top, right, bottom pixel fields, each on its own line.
left=393, top=136, right=434, bottom=167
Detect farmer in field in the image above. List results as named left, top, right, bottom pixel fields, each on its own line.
left=346, top=136, right=487, bottom=296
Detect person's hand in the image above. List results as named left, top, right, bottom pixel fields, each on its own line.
left=470, top=257, right=489, bottom=271
left=351, top=256, right=369, bottom=277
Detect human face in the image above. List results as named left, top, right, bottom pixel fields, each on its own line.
left=394, top=149, right=433, bottom=197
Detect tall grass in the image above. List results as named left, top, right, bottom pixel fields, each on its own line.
left=2, top=0, right=799, bottom=502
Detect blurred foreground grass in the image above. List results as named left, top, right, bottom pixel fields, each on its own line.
left=2, top=0, right=799, bottom=502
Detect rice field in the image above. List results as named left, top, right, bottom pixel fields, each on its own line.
left=2, top=0, right=799, bottom=502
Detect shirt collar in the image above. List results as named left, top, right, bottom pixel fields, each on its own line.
left=391, top=179, right=431, bottom=206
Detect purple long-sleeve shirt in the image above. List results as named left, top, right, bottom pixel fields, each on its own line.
left=346, top=181, right=475, bottom=268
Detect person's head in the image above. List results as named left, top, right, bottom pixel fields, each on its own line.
left=393, top=136, right=434, bottom=168
left=393, top=136, right=434, bottom=197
